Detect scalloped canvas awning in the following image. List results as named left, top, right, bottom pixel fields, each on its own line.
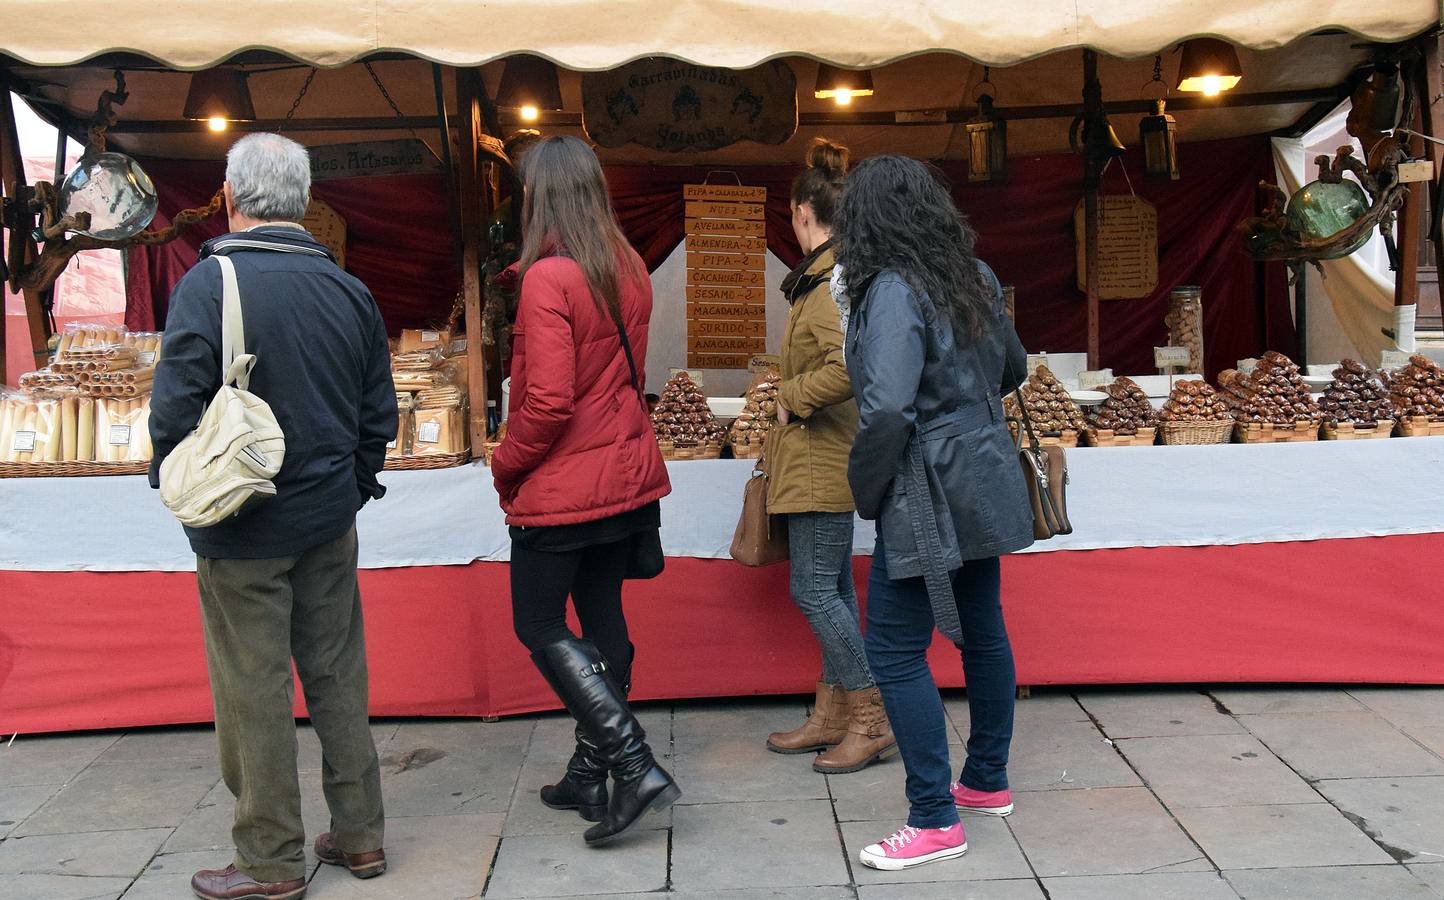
left=1, top=0, right=1438, bottom=70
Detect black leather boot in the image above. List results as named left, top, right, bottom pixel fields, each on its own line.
left=539, top=724, right=609, bottom=822
left=530, top=638, right=680, bottom=846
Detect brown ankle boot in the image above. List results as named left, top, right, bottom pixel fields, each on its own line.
left=766, top=682, right=848, bottom=754
left=812, top=687, right=898, bottom=774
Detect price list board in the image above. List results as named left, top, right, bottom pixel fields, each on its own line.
left=684, top=184, right=768, bottom=369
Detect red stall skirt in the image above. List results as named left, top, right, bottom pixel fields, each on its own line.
left=3, top=534, right=1441, bottom=734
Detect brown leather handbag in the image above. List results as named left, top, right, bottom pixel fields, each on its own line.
left=1010, top=387, right=1073, bottom=541
left=729, top=444, right=790, bottom=566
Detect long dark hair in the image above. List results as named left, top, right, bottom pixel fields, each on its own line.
left=835, top=155, right=992, bottom=339
left=791, top=138, right=848, bottom=227
left=518, top=136, right=640, bottom=320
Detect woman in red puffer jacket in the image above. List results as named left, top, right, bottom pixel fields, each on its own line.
left=491, top=136, right=677, bottom=847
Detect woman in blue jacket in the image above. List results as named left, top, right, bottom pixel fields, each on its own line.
left=836, top=156, right=1034, bottom=872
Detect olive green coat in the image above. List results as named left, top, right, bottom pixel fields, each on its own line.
left=767, top=246, right=858, bottom=514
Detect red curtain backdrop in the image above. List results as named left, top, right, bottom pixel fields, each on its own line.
left=127, top=137, right=1289, bottom=373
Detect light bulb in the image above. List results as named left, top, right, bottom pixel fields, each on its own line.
left=207, top=117, right=229, bottom=132
left=520, top=105, right=540, bottom=122
left=1202, top=75, right=1221, bottom=97
left=834, top=89, right=853, bottom=106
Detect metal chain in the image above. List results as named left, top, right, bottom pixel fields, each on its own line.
left=363, top=61, right=444, bottom=163
left=278, top=68, right=317, bottom=132
left=1152, top=55, right=1164, bottom=83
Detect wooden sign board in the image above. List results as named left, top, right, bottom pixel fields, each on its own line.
left=687, top=251, right=765, bottom=271
left=300, top=198, right=347, bottom=269
left=691, top=319, right=768, bottom=338
left=581, top=59, right=798, bottom=152
left=309, top=139, right=441, bottom=182
left=685, top=201, right=765, bottom=220
left=689, top=353, right=754, bottom=369
left=688, top=335, right=768, bottom=353
left=686, top=218, right=766, bottom=237
left=688, top=235, right=765, bottom=253
left=687, top=301, right=766, bottom=319
left=689, top=268, right=765, bottom=287
left=1074, top=195, right=1159, bottom=300
left=684, top=184, right=768, bottom=202
left=686, top=286, right=765, bottom=304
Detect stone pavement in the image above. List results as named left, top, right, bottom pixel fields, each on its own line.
left=3, top=686, right=1444, bottom=899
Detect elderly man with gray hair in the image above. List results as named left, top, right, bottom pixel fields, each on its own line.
left=149, top=133, right=397, bottom=900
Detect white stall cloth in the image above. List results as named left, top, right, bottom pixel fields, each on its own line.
left=5, top=438, right=1444, bottom=572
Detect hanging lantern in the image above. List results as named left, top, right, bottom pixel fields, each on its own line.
left=1139, top=57, right=1179, bottom=180
left=1175, top=38, right=1242, bottom=96
left=183, top=68, right=256, bottom=132
left=965, top=68, right=1007, bottom=182
left=497, top=54, right=564, bottom=123
left=814, top=64, right=875, bottom=106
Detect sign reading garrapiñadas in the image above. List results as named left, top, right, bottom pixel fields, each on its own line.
left=309, top=140, right=441, bottom=182
left=581, top=59, right=797, bottom=152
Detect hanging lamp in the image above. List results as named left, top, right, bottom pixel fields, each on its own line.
left=183, top=68, right=256, bottom=132
left=497, top=54, right=564, bottom=122
left=1175, top=38, right=1242, bottom=96
left=814, top=64, right=874, bottom=106
left=965, top=68, right=1007, bottom=182
left=1139, top=56, right=1180, bottom=179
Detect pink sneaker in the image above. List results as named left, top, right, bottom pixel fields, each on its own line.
left=951, top=782, right=1014, bottom=816
left=858, top=822, right=967, bottom=871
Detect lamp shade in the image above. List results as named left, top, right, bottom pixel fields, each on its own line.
left=182, top=68, right=256, bottom=122
left=496, top=54, right=564, bottom=111
left=814, top=64, right=874, bottom=100
left=1176, top=38, right=1242, bottom=95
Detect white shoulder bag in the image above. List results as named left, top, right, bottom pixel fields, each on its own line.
left=159, top=254, right=287, bottom=527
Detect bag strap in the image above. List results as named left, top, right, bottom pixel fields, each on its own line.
left=1002, top=344, right=1044, bottom=453
left=214, top=255, right=255, bottom=391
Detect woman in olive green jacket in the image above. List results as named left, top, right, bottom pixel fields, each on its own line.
left=764, top=140, right=895, bottom=774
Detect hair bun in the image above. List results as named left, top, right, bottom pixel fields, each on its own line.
left=807, top=138, right=849, bottom=179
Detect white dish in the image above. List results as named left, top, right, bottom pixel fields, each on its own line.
left=1068, top=390, right=1108, bottom=406
left=1300, top=374, right=1333, bottom=390
left=707, top=397, right=746, bottom=419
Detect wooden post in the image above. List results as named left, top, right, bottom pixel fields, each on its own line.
left=455, top=69, right=491, bottom=458
left=1293, top=263, right=1308, bottom=364
left=1393, top=56, right=1426, bottom=347
left=1082, top=50, right=1103, bottom=370
left=0, top=90, right=51, bottom=374
left=1419, top=35, right=1444, bottom=293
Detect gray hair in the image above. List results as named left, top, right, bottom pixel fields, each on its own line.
left=225, top=133, right=311, bottom=221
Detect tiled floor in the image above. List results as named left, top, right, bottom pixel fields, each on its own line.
left=2, top=685, right=1444, bottom=898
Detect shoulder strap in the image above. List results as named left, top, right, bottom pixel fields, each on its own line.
left=606, top=301, right=645, bottom=408
left=214, top=255, right=254, bottom=391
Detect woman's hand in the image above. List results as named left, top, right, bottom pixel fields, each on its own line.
left=777, top=403, right=792, bottom=426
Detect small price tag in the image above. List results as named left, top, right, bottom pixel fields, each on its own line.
left=421, top=329, right=440, bottom=343
left=1077, top=369, right=1114, bottom=390
left=748, top=354, right=780, bottom=374
left=385, top=438, right=397, bottom=449
left=1380, top=349, right=1413, bottom=370
left=417, top=421, right=442, bottom=444
left=1154, top=346, right=1191, bottom=369
left=669, top=367, right=706, bottom=388
left=108, top=424, right=132, bottom=446
left=136, top=351, right=157, bottom=366
left=449, top=338, right=468, bottom=354
left=1237, top=357, right=1260, bottom=373
left=1398, top=160, right=1435, bottom=184
left=12, top=430, right=36, bottom=452
left=1025, top=353, right=1049, bottom=375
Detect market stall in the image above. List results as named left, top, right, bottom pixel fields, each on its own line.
left=3, top=2, right=1443, bottom=734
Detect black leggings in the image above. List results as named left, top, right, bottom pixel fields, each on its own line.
left=511, top=539, right=632, bottom=676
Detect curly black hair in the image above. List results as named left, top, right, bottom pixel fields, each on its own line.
left=834, top=155, right=993, bottom=340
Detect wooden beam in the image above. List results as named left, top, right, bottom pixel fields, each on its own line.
left=1081, top=51, right=1103, bottom=371
left=455, top=69, right=491, bottom=459
left=1422, top=34, right=1444, bottom=280
left=0, top=90, right=50, bottom=374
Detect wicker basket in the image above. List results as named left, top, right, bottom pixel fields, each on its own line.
left=1159, top=419, right=1234, bottom=445
left=657, top=440, right=724, bottom=461
left=1235, top=421, right=1320, bottom=444
left=0, top=459, right=149, bottom=478
left=1084, top=427, right=1156, bottom=447
left=729, top=441, right=765, bottom=460
left=1395, top=415, right=1444, bottom=438
left=383, top=451, right=471, bottom=471
left=1322, top=420, right=1395, bottom=441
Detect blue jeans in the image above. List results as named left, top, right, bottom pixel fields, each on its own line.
left=864, top=536, right=1016, bottom=829
left=786, top=512, right=873, bottom=692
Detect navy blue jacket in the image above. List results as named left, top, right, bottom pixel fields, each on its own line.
left=149, top=226, right=398, bottom=559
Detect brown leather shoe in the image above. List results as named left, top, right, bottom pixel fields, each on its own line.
left=190, top=864, right=306, bottom=900
left=813, top=687, right=899, bottom=774
left=314, top=831, right=388, bottom=879
left=766, top=682, right=848, bottom=754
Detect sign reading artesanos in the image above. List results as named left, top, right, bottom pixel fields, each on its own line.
left=684, top=183, right=769, bottom=369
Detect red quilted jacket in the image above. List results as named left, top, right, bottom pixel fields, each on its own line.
left=492, top=251, right=671, bottom=526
